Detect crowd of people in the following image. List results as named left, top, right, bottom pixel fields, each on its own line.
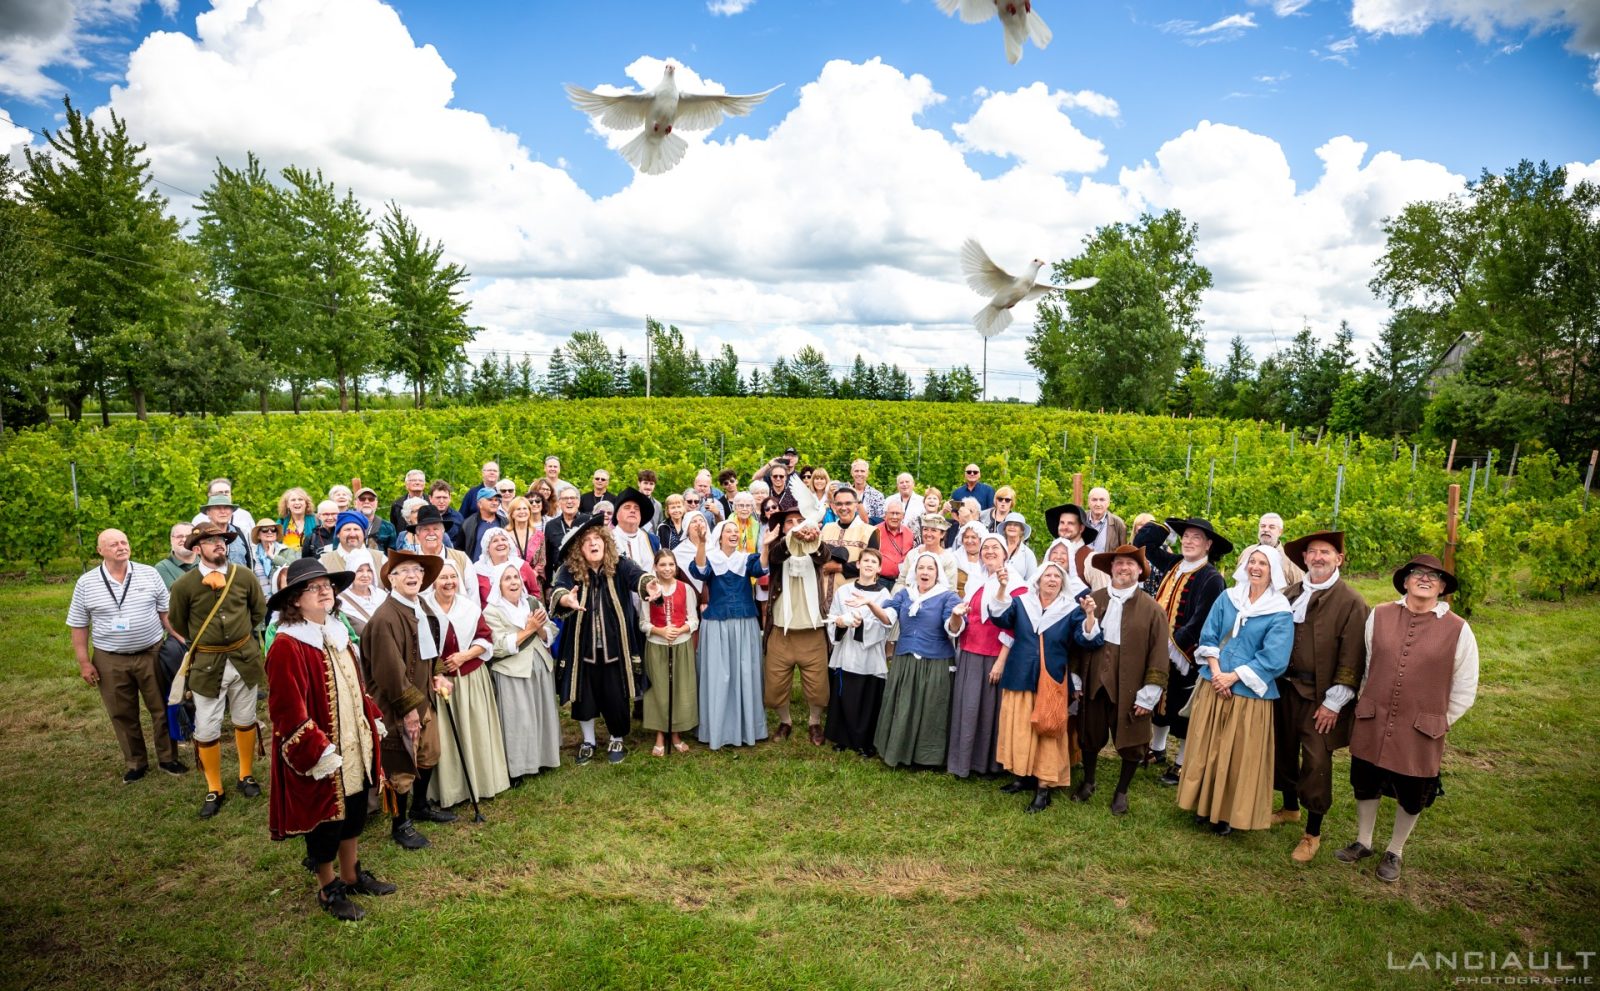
left=66, top=454, right=1479, bottom=922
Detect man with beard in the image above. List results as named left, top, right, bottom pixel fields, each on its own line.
left=412, top=505, right=472, bottom=583
left=168, top=521, right=268, bottom=818
left=1044, top=502, right=1107, bottom=593
left=1274, top=530, right=1367, bottom=863
left=1142, top=516, right=1230, bottom=785
left=320, top=510, right=388, bottom=587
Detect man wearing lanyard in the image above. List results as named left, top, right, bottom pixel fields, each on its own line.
left=67, top=529, right=186, bottom=782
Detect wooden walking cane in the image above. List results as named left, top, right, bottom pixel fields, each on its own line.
left=439, top=682, right=485, bottom=823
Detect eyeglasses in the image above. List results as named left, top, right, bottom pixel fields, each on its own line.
left=1410, top=569, right=1444, bottom=582
left=305, top=580, right=334, bottom=593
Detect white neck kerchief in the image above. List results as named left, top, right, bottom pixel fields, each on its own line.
left=1291, top=568, right=1340, bottom=624
left=1225, top=545, right=1292, bottom=639
left=1102, top=583, right=1137, bottom=645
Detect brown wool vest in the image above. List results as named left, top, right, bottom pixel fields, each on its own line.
left=1350, top=602, right=1463, bottom=778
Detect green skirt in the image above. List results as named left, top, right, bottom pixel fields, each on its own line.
left=874, top=653, right=954, bottom=767
left=643, top=639, right=699, bottom=733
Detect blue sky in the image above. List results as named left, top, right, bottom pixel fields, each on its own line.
left=2, top=0, right=1597, bottom=398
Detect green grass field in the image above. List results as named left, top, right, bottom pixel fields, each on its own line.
left=1, top=572, right=1595, bottom=990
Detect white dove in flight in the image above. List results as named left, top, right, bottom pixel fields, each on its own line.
left=565, top=63, right=781, bottom=175
left=960, top=239, right=1099, bottom=338
left=936, top=0, right=1053, bottom=65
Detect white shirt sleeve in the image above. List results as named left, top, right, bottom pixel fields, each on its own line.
left=1233, top=664, right=1268, bottom=696
left=1134, top=684, right=1163, bottom=710
left=1321, top=684, right=1355, bottom=713
left=1448, top=621, right=1480, bottom=726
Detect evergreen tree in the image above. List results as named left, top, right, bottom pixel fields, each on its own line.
left=375, top=201, right=475, bottom=408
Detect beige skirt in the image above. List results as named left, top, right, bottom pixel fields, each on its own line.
left=1176, top=684, right=1275, bottom=830
left=996, top=689, right=1072, bottom=787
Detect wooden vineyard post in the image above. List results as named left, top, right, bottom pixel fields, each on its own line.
left=1444, top=484, right=1460, bottom=596
left=1503, top=442, right=1519, bottom=493
left=1446, top=439, right=1457, bottom=472
left=1072, top=472, right=1083, bottom=505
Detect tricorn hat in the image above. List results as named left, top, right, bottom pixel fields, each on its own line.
left=1392, top=553, right=1457, bottom=596
left=1090, top=543, right=1150, bottom=581
left=380, top=549, right=444, bottom=592
left=1282, top=530, right=1345, bottom=573
left=1164, top=516, right=1233, bottom=561
left=185, top=520, right=238, bottom=550
left=1044, top=503, right=1098, bottom=544
left=267, top=557, right=355, bottom=614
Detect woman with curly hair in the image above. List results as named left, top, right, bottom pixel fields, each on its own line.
left=278, top=487, right=315, bottom=552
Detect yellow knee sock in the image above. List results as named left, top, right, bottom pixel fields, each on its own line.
left=197, top=741, right=223, bottom=794
left=234, top=725, right=257, bottom=780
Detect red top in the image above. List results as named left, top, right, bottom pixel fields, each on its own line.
left=440, top=612, right=494, bottom=678
left=648, top=581, right=689, bottom=631
left=876, top=524, right=915, bottom=578
left=958, top=582, right=1026, bottom=657
left=264, top=633, right=385, bottom=841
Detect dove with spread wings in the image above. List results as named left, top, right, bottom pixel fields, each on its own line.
left=936, top=0, right=1053, bottom=65
left=565, top=63, right=781, bottom=176
left=960, top=238, right=1098, bottom=339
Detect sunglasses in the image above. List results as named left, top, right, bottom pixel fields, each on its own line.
left=965, top=469, right=979, bottom=475
left=686, top=499, right=702, bottom=506
left=996, top=496, right=1013, bottom=502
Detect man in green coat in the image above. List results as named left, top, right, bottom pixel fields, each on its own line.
left=169, top=522, right=267, bottom=819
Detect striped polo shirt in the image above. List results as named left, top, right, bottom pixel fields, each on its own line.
left=66, top=562, right=169, bottom=653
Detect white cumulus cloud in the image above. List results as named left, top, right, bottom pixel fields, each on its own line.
left=707, top=0, right=754, bottom=14
left=83, top=0, right=1483, bottom=396
left=953, top=83, right=1111, bottom=174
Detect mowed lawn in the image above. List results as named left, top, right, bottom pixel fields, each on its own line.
left=1, top=572, right=1596, bottom=991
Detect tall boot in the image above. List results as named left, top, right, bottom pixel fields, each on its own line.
left=410, top=767, right=457, bottom=823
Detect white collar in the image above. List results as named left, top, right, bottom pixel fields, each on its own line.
left=276, top=618, right=350, bottom=652
left=1396, top=597, right=1450, bottom=617
left=198, top=560, right=227, bottom=577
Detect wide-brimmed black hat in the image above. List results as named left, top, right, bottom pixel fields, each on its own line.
left=612, top=486, right=656, bottom=526
left=559, top=512, right=610, bottom=558
left=1164, top=516, right=1233, bottom=560
left=1283, top=530, right=1345, bottom=572
left=410, top=504, right=448, bottom=532
left=267, top=557, right=355, bottom=614
left=1044, top=503, right=1098, bottom=544
left=1392, top=553, right=1457, bottom=596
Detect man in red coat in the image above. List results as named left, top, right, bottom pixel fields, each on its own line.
left=266, top=558, right=395, bottom=921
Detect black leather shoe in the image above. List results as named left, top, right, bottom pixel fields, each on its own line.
left=391, top=820, right=430, bottom=850
left=199, top=790, right=225, bottom=818
left=318, top=879, right=365, bottom=922
left=411, top=801, right=457, bottom=824
left=158, top=760, right=188, bottom=776
left=237, top=775, right=262, bottom=798
left=1110, top=791, right=1130, bottom=816
left=1069, top=781, right=1096, bottom=803
left=1158, top=765, right=1182, bottom=787
left=1212, top=820, right=1233, bottom=837
left=348, top=863, right=397, bottom=896
left=1000, top=776, right=1033, bottom=794
left=1025, top=788, right=1053, bottom=814
left=1334, top=841, right=1374, bottom=864
left=122, top=767, right=147, bottom=784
